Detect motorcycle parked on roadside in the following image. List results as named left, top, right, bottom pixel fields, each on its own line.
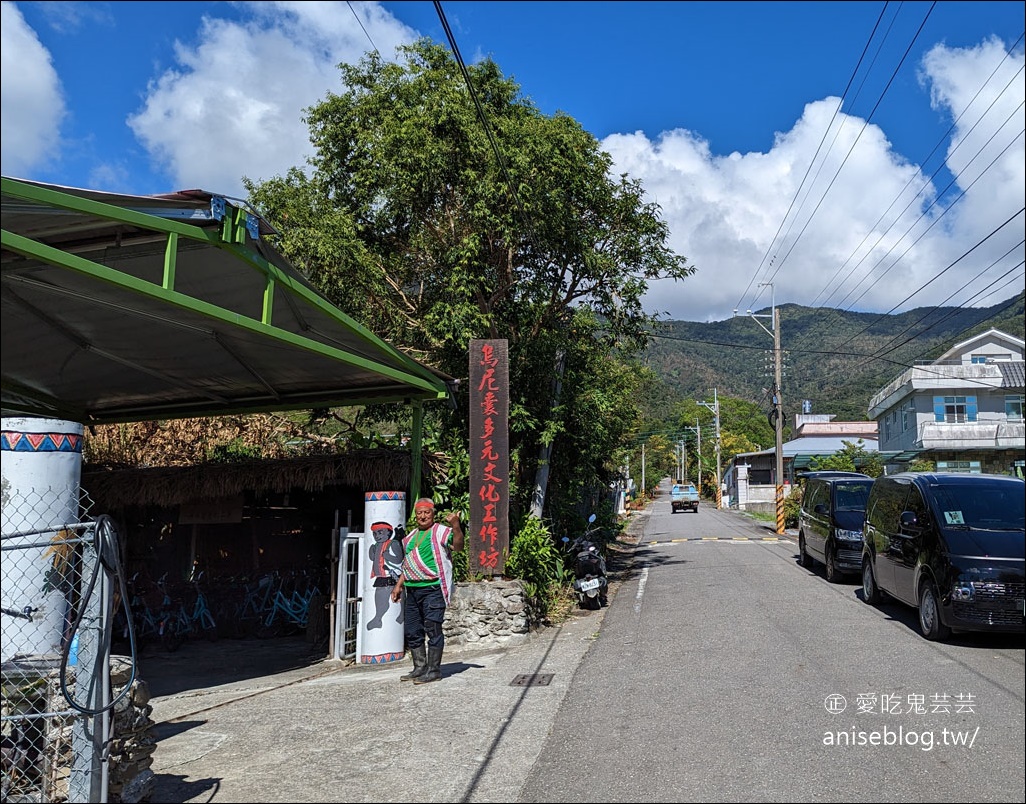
left=563, top=514, right=608, bottom=610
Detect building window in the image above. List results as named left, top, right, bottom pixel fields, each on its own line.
left=971, top=353, right=1012, bottom=363
left=933, top=395, right=977, bottom=423
left=901, top=402, right=909, bottom=432
left=1006, top=395, right=1024, bottom=421
left=936, top=460, right=981, bottom=474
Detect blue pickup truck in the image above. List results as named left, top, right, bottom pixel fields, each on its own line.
left=670, top=483, right=700, bottom=513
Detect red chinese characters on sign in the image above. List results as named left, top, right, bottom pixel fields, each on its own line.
left=469, top=339, right=509, bottom=576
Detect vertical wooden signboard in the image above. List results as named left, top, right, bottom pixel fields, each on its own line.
left=469, top=339, right=509, bottom=577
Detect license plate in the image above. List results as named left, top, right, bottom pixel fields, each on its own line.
left=580, top=578, right=601, bottom=592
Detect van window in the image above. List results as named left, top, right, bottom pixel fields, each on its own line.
left=867, top=479, right=909, bottom=532
left=905, top=485, right=929, bottom=526
left=804, top=481, right=824, bottom=511
left=834, top=481, right=872, bottom=510
left=930, top=482, right=1025, bottom=531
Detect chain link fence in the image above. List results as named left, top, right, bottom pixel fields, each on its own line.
left=2, top=487, right=108, bottom=802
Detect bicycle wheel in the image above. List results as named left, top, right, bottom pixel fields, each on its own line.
left=255, top=613, right=283, bottom=639
left=160, top=619, right=185, bottom=652
left=200, top=612, right=219, bottom=642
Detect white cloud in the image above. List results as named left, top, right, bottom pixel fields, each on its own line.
left=605, top=39, right=1025, bottom=322
left=126, top=1, right=418, bottom=196
left=4, top=1, right=1021, bottom=324
left=0, top=0, right=66, bottom=177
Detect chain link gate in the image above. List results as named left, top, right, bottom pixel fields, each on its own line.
left=1, top=488, right=123, bottom=803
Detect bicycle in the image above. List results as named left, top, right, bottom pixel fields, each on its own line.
left=256, top=586, right=318, bottom=638
left=155, top=574, right=191, bottom=652
left=188, top=574, right=218, bottom=641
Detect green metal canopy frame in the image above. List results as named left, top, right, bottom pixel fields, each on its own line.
left=1, top=176, right=450, bottom=499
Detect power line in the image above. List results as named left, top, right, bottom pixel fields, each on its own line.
left=808, top=39, right=1025, bottom=310
left=347, top=1, right=379, bottom=56
left=761, top=2, right=939, bottom=296
left=432, top=1, right=542, bottom=260
left=735, top=1, right=895, bottom=314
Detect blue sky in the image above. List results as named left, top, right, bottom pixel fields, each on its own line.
left=2, top=1, right=1023, bottom=322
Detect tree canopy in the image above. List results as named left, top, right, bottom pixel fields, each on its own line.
left=244, top=39, right=694, bottom=534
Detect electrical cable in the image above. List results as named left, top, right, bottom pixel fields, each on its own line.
left=809, top=44, right=1025, bottom=310
left=433, top=1, right=543, bottom=263
left=761, top=2, right=939, bottom=295
left=783, top=31, right=1024, bottom=367
left=59, top=515, right=138, bottom=716
left=347, top=1, right=380, bottom=56
left=734, top=1, right=894, bottom=315
left=859, top=249, right=1024, bottom=360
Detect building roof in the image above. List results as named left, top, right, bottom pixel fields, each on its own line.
left=936, top=328, right=1024, bottom=363
left=733, top=435, right=880, bottom=460
left=2, top=177, right=451, bottom=424
left=998, top=361, right=1026, bottom=389
left=793, top=421, right=878, bottom=438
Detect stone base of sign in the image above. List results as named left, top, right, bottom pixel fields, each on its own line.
left=442, top=579, right=537, bottom=649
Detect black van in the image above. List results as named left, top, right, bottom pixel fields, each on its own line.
left=797, top=471, right=874, bottom=582
left=861, top=472, right=1025, bottom=640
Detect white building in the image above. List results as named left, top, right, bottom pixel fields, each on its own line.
left=724, top=414, right=879, bottom=511
left=867, top=328, right=1025, bottom=476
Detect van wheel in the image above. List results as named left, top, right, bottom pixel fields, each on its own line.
left=918, top=580, right=952, bottom=641
left=825, top=546, right=840, bottom=583
left=862, top=559, right=881, bottom=605
left=798, top=534, right=813, bottom=568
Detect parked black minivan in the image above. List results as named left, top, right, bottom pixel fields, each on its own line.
left=797, top=471, right=874, bottom=582
left=861, top=472, right=1025, bottom=640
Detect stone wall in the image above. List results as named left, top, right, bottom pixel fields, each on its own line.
left=442, top=579, right=536, bottom=649
left=108, top=657, right=156, bottom=803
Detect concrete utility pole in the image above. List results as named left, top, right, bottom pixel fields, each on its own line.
left=682, top=424, right=700, bottom=485
left=734, top=283, right=785, bottom=535
left=695, top=420, right=701, bottom=496
left=772, top=306, right=784, bottom=534
left=641, top=442, right=646, bottom=502
left=698, top=389, right=722, bottom=509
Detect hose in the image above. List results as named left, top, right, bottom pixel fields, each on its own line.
left=58, top=514, right=138, bottom=715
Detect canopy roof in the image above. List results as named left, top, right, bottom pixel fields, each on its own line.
left=1, top=177, right=450, bottom=425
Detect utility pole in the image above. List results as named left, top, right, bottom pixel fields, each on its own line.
left=698, top=389, right=722, bottom=509
left=641, top=441, right=646, bottom=503
left=695, top=420, right=701, bottom=496
left=772, top=306, right=784, bottom=534
left=682, top=424, right=700, bottom=486
left=734, top=283, right=785, bottom=535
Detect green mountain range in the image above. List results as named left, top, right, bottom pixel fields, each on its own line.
left=641, top=290, right=1025, bottom=423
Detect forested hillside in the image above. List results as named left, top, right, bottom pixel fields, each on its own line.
left=641, top=290, right=1024, bottom=423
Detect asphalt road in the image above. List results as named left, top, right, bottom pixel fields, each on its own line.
left=142, top=480, right=1023, bottom=803
left=518, top=482, right=1026, bottom=803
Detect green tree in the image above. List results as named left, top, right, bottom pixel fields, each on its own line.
left=809, top=440, right=884, bottom=477
left=244, top=39, right=693, bottom=537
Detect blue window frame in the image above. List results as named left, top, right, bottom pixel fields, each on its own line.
left=933, top=395, right=977, bottom=423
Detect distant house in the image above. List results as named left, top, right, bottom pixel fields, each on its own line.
left=867, top=328, right=1025, bottom=476
left=724, top=413, right=879, bottom=510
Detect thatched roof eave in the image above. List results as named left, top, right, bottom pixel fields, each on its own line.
left=81, top=449, right=446, bottom=510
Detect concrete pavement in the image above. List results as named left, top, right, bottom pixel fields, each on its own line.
left=142, top=500, right=787, bottom=803
left=143, top=508, right=650, bottom=803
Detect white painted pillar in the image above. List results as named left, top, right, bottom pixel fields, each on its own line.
left=1, top=417, right=84, bottom=662
left=357, top=491, right=406, bottom=664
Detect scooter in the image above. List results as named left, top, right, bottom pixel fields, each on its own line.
left=564, top=514, right=608, bottom=610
